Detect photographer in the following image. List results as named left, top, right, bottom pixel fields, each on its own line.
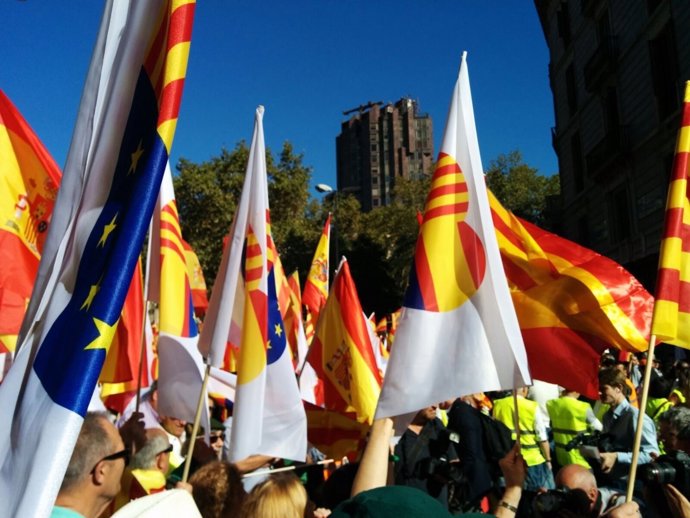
left=642, top=406, right=690, bottom=518
left=597, top=368, right=659, bottom=491
left=394, top=405, right=459, bottom=508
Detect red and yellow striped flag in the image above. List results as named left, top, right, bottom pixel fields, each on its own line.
left=303, top=214, right=331, bottom=320
left=490, top=190, right=653, bottom=397
left=652, top=82, right=690, bottom=347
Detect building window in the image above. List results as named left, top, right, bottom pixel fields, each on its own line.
left=566, top=64, right=578, bottom=117
left=649, top=22, right=680, bottom=120
left=557, top=5, right=572, bottom=47
left=608, top=186, right=631, bottom=243
left=372, top=176, right=379, bottom=185
left=571, top=132, right=584, bottom=192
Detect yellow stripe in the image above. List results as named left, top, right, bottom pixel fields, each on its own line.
left=685, top=82, right=690, bottom=103
left=163, top=42, right=191, bottom=87
left=425, top=192, right=469, bottom=212
left=158, top=119, right=177, bottom=152
left=431, top=172, right=463, bottom=188
left=678, top=126, right=690, bottom=154
left=437, top=154, right=455, bottom=168
left=172, top=0, right=195, bottom=10
left=667, top=179, right=687, bottom=210
left=659, top=237, right=682, bottom=270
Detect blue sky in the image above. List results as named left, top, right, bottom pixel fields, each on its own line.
left=2, top=1, right=557, bottom=190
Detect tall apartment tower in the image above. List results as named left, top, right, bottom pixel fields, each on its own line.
left=535, top=0, right=690, bottom=288
left=336, top=98, right=433, bottom=211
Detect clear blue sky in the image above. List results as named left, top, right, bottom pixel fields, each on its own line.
left=2, top=1, right=557, bottom=191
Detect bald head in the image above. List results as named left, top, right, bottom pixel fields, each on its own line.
left=556, top=464, right=598, bottom=508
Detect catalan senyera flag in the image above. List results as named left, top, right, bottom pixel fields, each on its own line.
left=0, top=90, right=61, bottom=353
left=202, top=107, right=306, bottom=462
left=149, top=162, right=208, bottom=425
left=303, top=214, right=331, bottom=319
left=652, top=82, right=690, bottom=348
left=0, top=3, right=195, bottom=516
left=308, top=258, right=382, bottom=424
left=376, top=54, right=531, bottom=420
left=182, top=238, right=209, bottom=316
left=490, top=190, right=653, bottom=397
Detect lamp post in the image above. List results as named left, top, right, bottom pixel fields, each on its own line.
left=315, top=183, right=338, bottom=277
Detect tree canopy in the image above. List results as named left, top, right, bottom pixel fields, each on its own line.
left=173, top=144, right=558, bottom=316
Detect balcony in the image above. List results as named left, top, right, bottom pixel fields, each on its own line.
left=584, top=36, right=618, bottom=92
left=585, top=125, right=629, bottom=180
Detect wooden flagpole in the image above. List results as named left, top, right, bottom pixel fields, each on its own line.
left=182, top=363, right=212, bottom=483
left=625, top=336, right=656, bottom=501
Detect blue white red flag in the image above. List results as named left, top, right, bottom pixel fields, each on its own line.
left=376, top=53, right=531, bottom=419
left=0, top=2, right=195, bottom=516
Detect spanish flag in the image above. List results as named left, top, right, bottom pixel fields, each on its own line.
left=0, top=90, right=61, bottom=353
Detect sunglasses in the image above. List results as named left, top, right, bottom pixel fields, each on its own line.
left=93, top=449, right=130, bottom=472
left=210, top=433, right=225, bottom=443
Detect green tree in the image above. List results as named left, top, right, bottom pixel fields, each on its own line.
left=174, top=141, right=318, bottom=288
left=484, top=150, right=560, bottom=227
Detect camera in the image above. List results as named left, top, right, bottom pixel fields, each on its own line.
left=640, top=450, right=690, bottom=498
left=565, top=430, right=615, bottom=453
left=531, top=487, right=592, bottom=517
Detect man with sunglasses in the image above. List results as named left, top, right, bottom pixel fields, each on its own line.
left=51, top=412, right=129, bottom=518
left=110, top=428, right=173, bottom=512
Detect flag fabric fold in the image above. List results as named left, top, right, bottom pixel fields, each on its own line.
left=201, top=107, right=306, bottom=462
left=376, top=53, right=531, bottom=420
left=652, top=82, right=690, bottom=348
left=307, top=258, right=382, bottom=424
left=0, top=2, right=195, bottom=515
left=490, top=190, right=653, bottom=397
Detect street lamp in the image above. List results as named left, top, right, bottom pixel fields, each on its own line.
left=314, top=183, right=338, bottom=278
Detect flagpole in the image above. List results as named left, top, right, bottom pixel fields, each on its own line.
left=182, top=362, right=211, bottom=483
left=136, top=226, right=154, bottom=414
left=625, top=335, right=655, bottom=501
left=512, top=388, right=522, bottom=449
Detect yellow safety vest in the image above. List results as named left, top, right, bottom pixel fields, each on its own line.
left=646, top=398, right=672, bottom=424
left=493, top=396, right=545, bottom=467
left=546, top=397, right=591, bottom=468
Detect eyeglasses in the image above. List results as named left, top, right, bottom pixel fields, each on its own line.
left=93, top=449, right=130, bottom=472
left=157, top=444, right=173, bottom=456
left=210, top=433, right=225, bottom=443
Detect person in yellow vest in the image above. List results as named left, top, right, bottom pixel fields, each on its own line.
left=646, top=376, right=674, bottom=424
left=493, top=388, right=555, bottom=492
left=546, top=389, right=602, bottom=470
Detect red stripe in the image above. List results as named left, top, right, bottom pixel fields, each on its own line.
left=662, top=207, right=687, bottom=241
left=245, top=267, right=262, bottom=283
left=245, top=243, right=262, bottom=259
left=656, top=268, right=690, bottom=313
left=160, top=237, right=186, bottom=263
left=414, top=240, right=438, bottom=311
left=433, top=161, right=460, bottom=178
left=671, top=151, right=689, bottom=182
left=160, top=220, right=182, bottom=242
left=428, top=182, right=468, bottom=200
left=501, top=256, right=537, bottom=291
left=159, top=80, right=183, bottom=124
left=682, top=102, right=690, bottom=127
left=168, top=3, right=195, bottom=51
left=458, top=221, right=486, bottom=289
left=491, top=208, right=526, bottom=254
left=424, top=202, right=468, bottom=221
left=143, top=7, right=167, bottom=81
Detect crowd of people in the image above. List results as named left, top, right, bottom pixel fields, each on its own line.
left=49, top=350, right=690, bottom=517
